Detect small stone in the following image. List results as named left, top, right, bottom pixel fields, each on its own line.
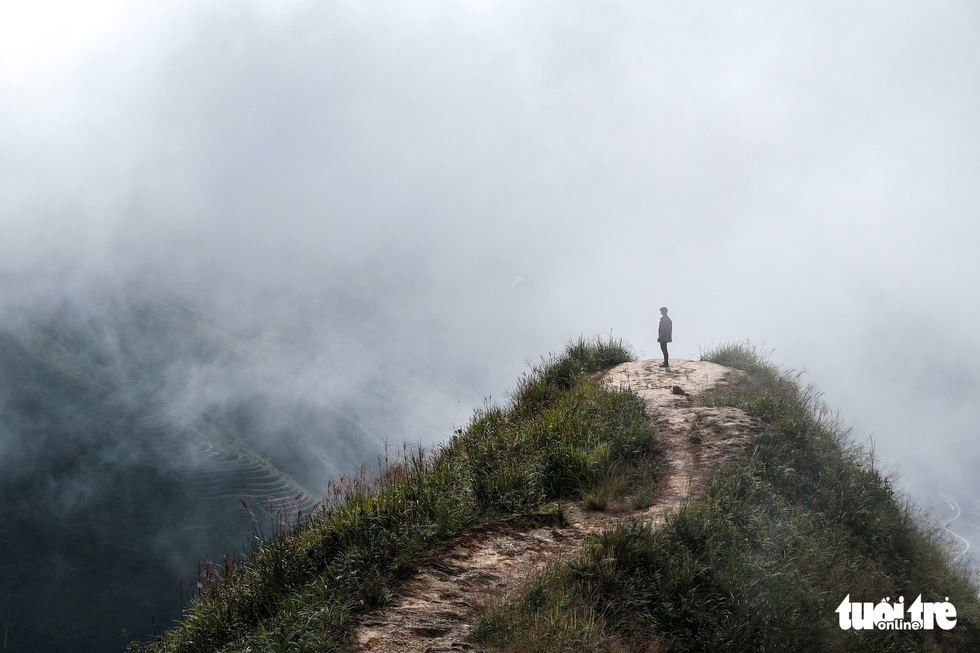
left=409, top=625, right=452, bottom=637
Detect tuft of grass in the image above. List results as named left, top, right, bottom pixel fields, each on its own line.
left=128, top=335, right=656, bottom=653
left=564, top=333, right=635, bottom=373
left=469, top=561, right=626, bottom=653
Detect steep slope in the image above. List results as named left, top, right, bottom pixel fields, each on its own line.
left=130, top=340, right=980, bottom=653
left=466, top=346, right=980, bottom=652
left=349, top=359, right=760, bottom=651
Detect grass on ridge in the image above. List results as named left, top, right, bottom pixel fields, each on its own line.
left=470, top=341, right=980, bottom=653
left=127, top=334, right=656, bottom=653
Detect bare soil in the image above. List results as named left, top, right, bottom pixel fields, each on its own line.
left=348, top=359, right=760, bottom=653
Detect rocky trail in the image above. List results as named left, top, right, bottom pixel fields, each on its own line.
left=349, top=359, right=761, bottom=653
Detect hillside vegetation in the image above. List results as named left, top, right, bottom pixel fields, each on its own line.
left=471, top=343, right=980, bottom=652
left=128, top=335, right=652, bottom=652
left=130, top=339, right=980, bottom=652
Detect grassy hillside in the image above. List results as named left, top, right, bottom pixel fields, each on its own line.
left=129, top=339, right=980, bottom=652
left=127, top=335, right=651, bottom=652
left=471, top=343, right=980, bottom=652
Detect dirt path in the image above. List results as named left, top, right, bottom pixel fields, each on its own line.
left=349, top=359, right=759, bottom=653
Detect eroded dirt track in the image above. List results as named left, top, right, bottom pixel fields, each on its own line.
left=350, top=359, right=759, bottom=653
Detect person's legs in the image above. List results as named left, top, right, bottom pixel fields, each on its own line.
left=660, top=342, right=669, bottom=367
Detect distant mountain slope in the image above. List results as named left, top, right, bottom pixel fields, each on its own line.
left=0, top=292, right=425, bottom=652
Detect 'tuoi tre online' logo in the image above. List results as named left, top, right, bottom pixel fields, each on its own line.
left=836, top=595, right=957, bottom=631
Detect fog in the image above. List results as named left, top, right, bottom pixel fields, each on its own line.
left=3, top=1, right=980, bottom=649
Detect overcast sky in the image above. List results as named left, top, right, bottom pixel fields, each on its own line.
left=3, top=0, right=979, bottom=505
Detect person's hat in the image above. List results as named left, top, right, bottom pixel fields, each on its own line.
left=659, top=306, right=668, bottom=311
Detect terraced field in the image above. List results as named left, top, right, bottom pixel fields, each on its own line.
left=0, top=304, right=346, bottom=652
left=172, top=443, right=318, bottom=515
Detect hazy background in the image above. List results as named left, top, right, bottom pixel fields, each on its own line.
left=2, top=1, right=979, bottom=650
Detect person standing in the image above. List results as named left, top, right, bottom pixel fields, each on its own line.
left=658, top=306, right=672, bottom=368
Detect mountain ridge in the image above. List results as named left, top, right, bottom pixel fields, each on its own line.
left=349, top=358, right=759, bottom=652
left=130, top=338, right=980, bottom=652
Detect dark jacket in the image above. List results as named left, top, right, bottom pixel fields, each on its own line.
left=658, top=316, right=672, bottom=343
